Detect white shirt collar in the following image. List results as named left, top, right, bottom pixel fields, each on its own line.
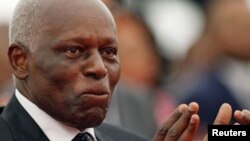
left=15, top=89, right=97, bottom=141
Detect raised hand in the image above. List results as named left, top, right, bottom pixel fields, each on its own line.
left=153, top=103, right=234, bottom=141
left=153, top=102, right=200, bottom=141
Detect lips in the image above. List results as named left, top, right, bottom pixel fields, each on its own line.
left=83, top=91, right=109, bottom=96
left=82, top=86, right=110, bottom=95
left=78, top=88, right=110, bottom=110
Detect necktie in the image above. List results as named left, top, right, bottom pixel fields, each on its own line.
left=72, top=132, right=94, bottom=141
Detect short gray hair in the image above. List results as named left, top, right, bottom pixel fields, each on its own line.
left=9, top=0, right=41, bottom=52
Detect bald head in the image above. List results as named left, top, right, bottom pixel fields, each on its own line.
left=9, top=0, right=119, bottom=129
left=10, top=0, right=115, bottom=51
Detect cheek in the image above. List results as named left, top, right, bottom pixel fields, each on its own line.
left=30, top=54, right=80, bottom=102
left=48, top=68, right=78, bottom=90
left=34, top=55, right=78, bottom=88
left=30, top=61, right=80, bottom=118
left=107, top=63, right=120, bottom=92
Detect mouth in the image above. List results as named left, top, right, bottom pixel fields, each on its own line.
left=83, top=92, right=109, bottom=96
left=78, top=91, right=110, bottom=110
left=83, top=87, right=110, bottom=96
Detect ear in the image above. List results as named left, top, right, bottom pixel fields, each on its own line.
left=8, top=43, right=29, bottom=79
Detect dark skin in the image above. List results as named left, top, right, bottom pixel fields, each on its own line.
left=153, top=102, right=200, bottom=141
left=158, top=103, right=250, bottom=141
left=153, top=103, right=232, bottom=141
left=7, top=0, right=250, bottom=140
left=235, top=109, right=250, bottom=125
left=9, top=0, right=120, bottom=130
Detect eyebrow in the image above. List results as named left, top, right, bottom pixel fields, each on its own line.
left=55, top=36, right=118, bottom=47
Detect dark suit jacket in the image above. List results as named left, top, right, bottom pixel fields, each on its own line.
left=0, top=95, right=150, bottom=141
left=181, top=71, right=242, bottom=124
left=105, top=85, right=157, bottom=138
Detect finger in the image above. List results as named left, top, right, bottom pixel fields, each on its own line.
left=213, top=103, right=232, bottom=125
left=242, top=110, right=250, bottom=124
left=164, top=102, right=199, bottom=141
left=203, top=103, right=232, bottom=141
left=152, top=104, right=188, bottom=141
left=178, top=114, right=200, bottom=141
left=234, top=110, right=246, bottom=125
left=236, top=110, right=250, bottom=125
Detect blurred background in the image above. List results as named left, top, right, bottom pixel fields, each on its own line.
left=0, top=0, right=18, bottom=106
left=2, top=0, right=250, bottom=140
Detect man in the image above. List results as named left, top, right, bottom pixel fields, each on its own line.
left=0, top=0, right=200, bottom=140
left=0, top=0, right=247, bottom=141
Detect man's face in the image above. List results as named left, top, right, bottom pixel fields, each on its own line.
left=25, top=1, right=120, bottom=130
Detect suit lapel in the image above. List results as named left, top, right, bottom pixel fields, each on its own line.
left=1, top=95, right=49, bottom=141
left=95, top=128, right=115, bottom=141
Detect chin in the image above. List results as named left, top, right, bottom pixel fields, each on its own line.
left=76, top=107, right=107, bottom=130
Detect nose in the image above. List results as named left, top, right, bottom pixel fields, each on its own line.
left=83, top=51, right=108, bottom=80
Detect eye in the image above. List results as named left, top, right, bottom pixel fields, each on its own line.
left=64, top=47, right=83, bottom=58
left=101, top=47, right=117, bottom=60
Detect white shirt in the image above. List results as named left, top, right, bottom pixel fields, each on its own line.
left=15, top=89, right=97, bottom=141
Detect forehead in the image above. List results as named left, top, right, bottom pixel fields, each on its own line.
left=37, top=0, right=117, bottom=43
left=46, top=1, right=114, bottom=24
